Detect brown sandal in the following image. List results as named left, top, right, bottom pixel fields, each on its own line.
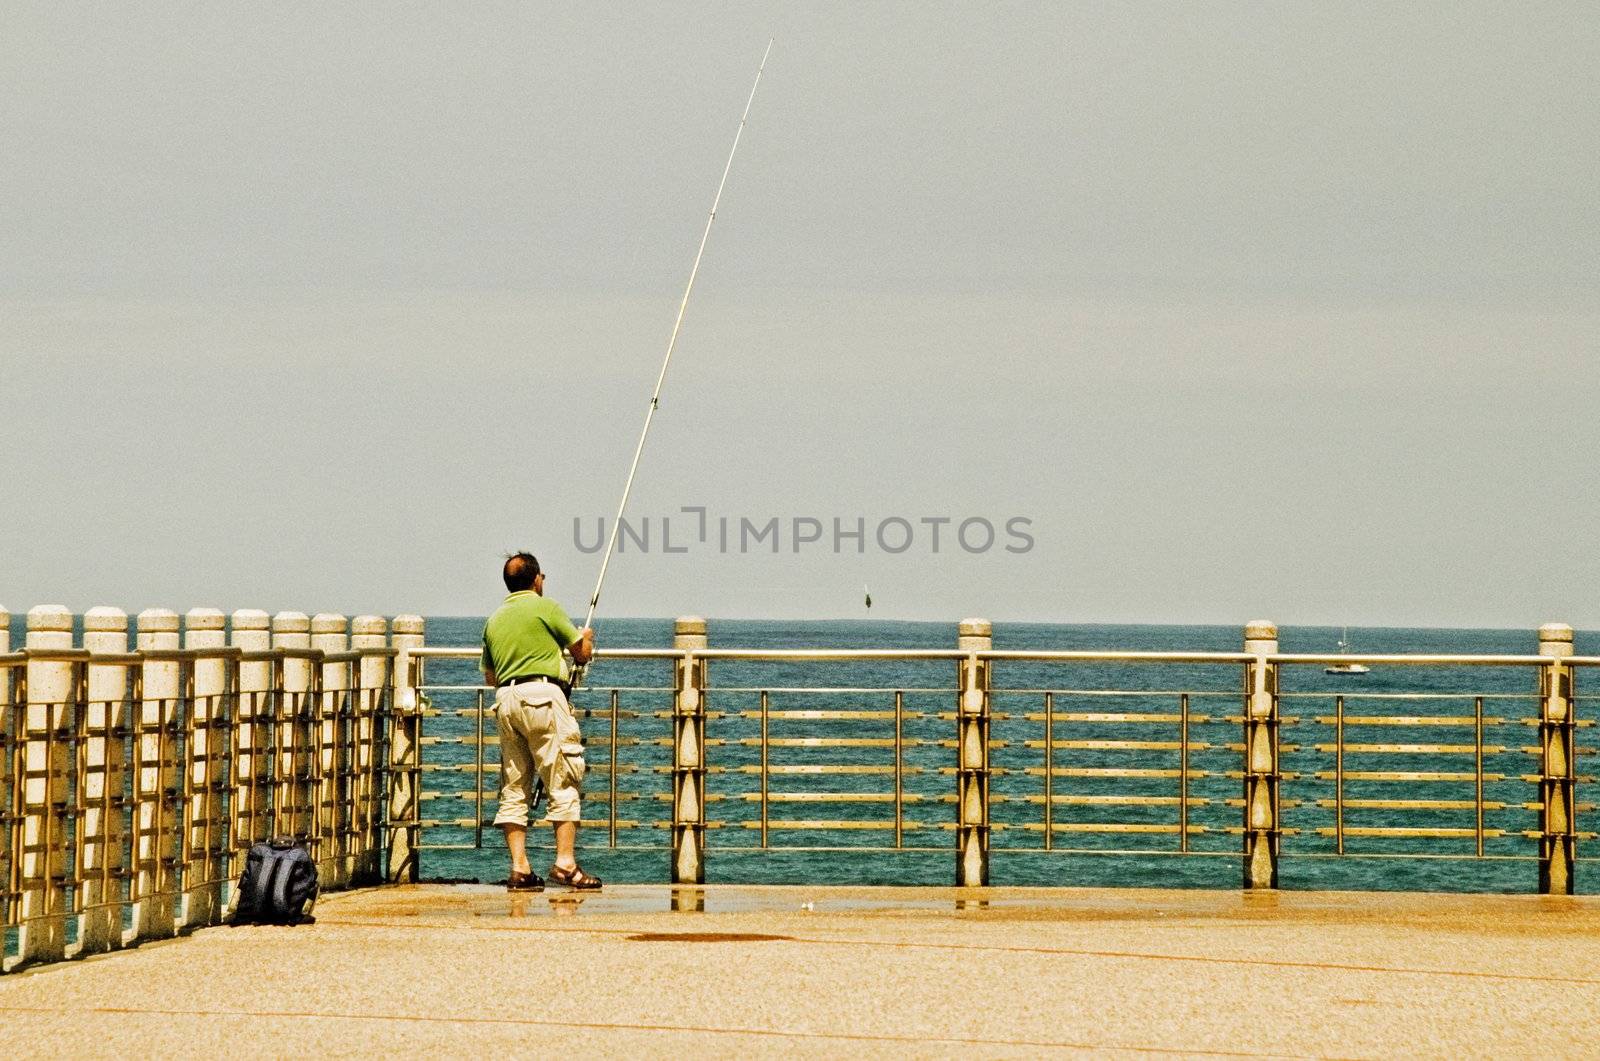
left=548, top=864, right=602, bottom=890
left=507, top=870, right=545, bottom=892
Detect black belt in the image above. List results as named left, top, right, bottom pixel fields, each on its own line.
left=497, top=673, right=572, bottom=698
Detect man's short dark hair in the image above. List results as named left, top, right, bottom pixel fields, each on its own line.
left=503, top=552, right=540, bottom=592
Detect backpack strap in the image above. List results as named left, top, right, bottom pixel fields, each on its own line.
left=265, top=851, right=296, bottom=921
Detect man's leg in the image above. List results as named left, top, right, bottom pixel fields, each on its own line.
left=492, top=692, right=537, bottom=880
left=504, top=823, right=531, bottom=875
left=553, top=820, right=577, bottom=872
left=539, top=691, right=597, bottom=887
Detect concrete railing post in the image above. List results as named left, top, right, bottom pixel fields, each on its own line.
left=0, top=604, right=8, bottom=927
left=0, top=604, right=8, bottom=862
left=272, top=612, right=313, bottom=842
left=388, top=615, right=425, bottom=883
left=311, top=613, right=349, bottom=888
left=1243, top=620, right=1281, bottom=889
left=955, top=618, right=992, bottom=887
left=351, top=615, right=389, bottom=885
left=1538, top=622, right=1576, bottom=895
left=230, top=610, right=272, bottom=855
left=671, top=616, right=708, bottom=885
left=79, top=607, right=130, bottom=954
left=182, top=608, right=228, bottom=927
left=132, top=608, right=181, bottom=941
left=19, top=606, right=76, bottom=963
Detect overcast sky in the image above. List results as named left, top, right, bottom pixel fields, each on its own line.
left=3, top=4, right=1597, bottom=627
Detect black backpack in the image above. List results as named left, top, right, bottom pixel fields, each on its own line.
left=232, top=838, right=319, bottom=925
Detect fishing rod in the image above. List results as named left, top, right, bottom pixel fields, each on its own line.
left=572, top=39, right=773, bottom=684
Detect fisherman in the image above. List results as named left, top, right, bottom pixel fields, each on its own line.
left=481, top=552, right=601, bottom=891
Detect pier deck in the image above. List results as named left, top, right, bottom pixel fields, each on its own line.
left=3, top=884, right=1598, bottom=1057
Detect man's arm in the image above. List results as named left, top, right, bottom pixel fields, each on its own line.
left=568, top=627, right=595, bottom=665
left=548, top=604, right=594, bottom=666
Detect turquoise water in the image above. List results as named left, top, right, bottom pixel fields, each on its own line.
left=415, top=618, right=1600, bottom=894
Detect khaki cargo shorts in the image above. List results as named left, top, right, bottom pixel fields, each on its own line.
left=492, top=680, right=586, bottom=826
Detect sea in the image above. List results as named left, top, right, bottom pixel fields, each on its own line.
left=413, top=618, right=1600, bottom=895
left=9, top=614, right=1600, bottom=894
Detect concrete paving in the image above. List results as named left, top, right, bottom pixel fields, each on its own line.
left=3, top=884, right=1599, bottom=1057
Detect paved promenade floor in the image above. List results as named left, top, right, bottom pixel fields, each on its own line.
left=2, top=884, right=1598, bottom=1057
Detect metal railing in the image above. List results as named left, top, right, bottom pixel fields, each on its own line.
left=0, top=611, right=420, bottom=972
left=409, top=620, right=1598, bottom=893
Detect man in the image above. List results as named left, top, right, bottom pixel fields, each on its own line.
left=481, top=552, right=601, bottom=891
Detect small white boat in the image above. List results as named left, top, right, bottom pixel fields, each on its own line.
left=1325, top=628, right=1370, bottom=675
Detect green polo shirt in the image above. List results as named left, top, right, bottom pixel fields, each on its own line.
left=481, top=591, right=581, bottom=682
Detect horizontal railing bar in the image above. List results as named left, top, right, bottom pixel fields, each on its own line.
left=994, top=689, right=1239, bottom=697
left=389, top=643, right=1576, bottom=667
left=1023, top=712, right=1209, bottom=723
left=740, top=793, right=920, bottom=803
left=703, top=845, right=955, bottom=853
left=1029, top=823, right=1207, bottom=834
left=1027, top=739, right=1207, bottom=751
left=1292, top=852, right=1538, bottom=861
left=1271, top=653, right=1553, bottom=666
left=1314, top=743, right=1504, bottom=754
left=12, top=648, right=91, bottom=662
left=409, top=647, right=683, bottom=659
left=1315, top=799, right=1509, bottom=810
left=395, top=645, right=1569, bottom=666
left=1025, top=767, right=1211, bottom=778
left=740, top=765, right=916, bottom=775
left=742, top=820, right=912, bottom=830
left=1021, top=794, right=1206, bottom=807
left=982, top=651, right=1255, bottom=663
left=1310, top=716, right=1506, bottom=725
left=1320, top=827, right=1509, bottom=839
left=1283, top=693, right=1536, bottom=703
left=712, top=687, right=953, bottom=694
left=1316, top=770, right=1506, bottom=782
left=737, top=710, right=915, bottom=721
left=700, top=649, right=965, bottom=660
left=744, top=737, right=909, bottom=748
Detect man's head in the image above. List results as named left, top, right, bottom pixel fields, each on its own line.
left=503, top=551, right=542, bottom=593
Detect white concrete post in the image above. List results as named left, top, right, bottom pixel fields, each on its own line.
left=1538, top=622, right=1576, bottom=895
left=388, top=615, right=425, bottom=883
left=0, top=603, right=8, bottom=792
left=311, top=613, right=349, bottom=888
left=272, top=612, right=313, bottom=842
left=230, top=610, right=273, bottom=854
left=1243, top=620, right=1281, bottom=890
left=955, top=618, right=992, bottom=887
left=182, top=608, right=228, bottom=927
left=671, top=616, right=709, bottom=885
left=19, top=606, right=76, bottom=964
left=79, top=607, right=130, bottom=954
left=351, top=615, right=389, bottom=884
left=132, top=608, right=181, bottom=941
